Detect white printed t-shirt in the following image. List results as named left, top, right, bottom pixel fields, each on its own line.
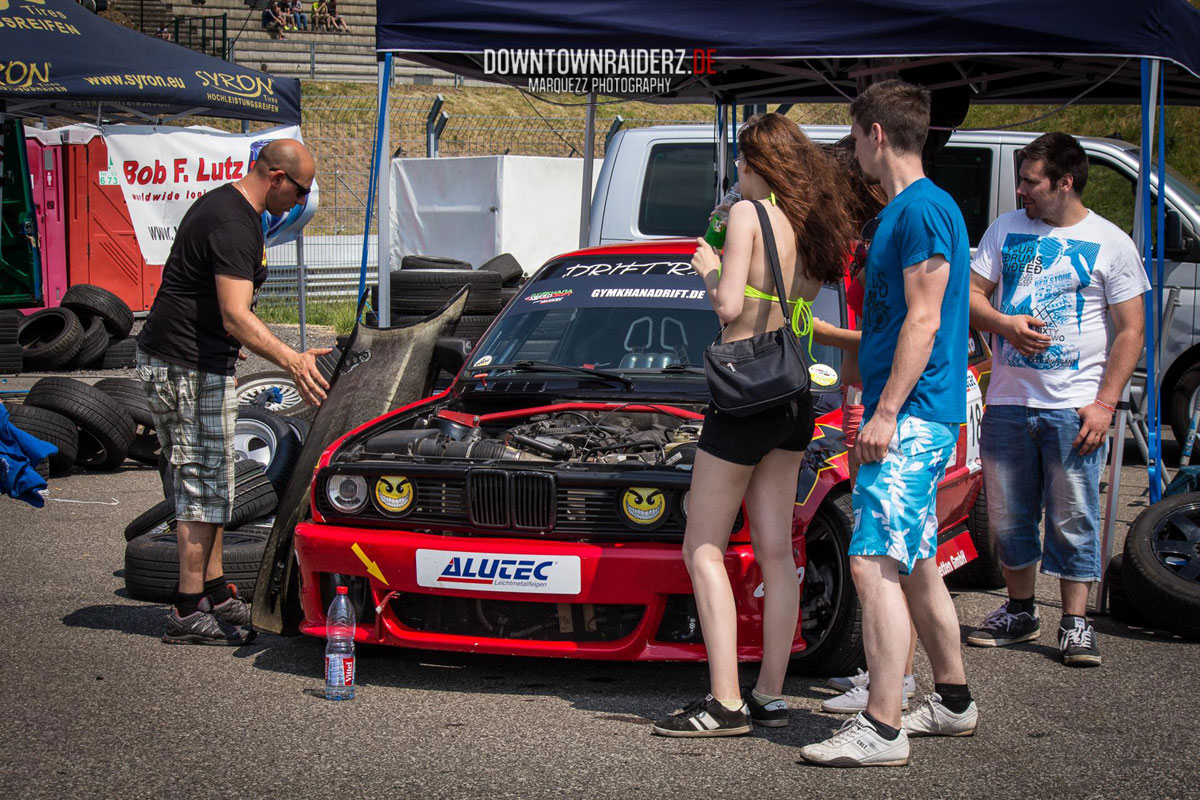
left=971, top=209, right=1150, bottom=409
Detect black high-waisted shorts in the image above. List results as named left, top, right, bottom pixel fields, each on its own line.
left=697, top=392, right=815, bottom=466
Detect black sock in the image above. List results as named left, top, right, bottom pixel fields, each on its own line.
left=175, top=591, right=204, bottom=617
left=203, top=576, right=233, bottom=605
left=1060, top=614, right=1086, bottom=630
left=935, top=683, right=973, bottom=713
left=1006, top=596, right=1035, bottom=616
left=862, top=711, right=900, bottom=741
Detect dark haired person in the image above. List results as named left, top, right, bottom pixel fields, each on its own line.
left=966, top=132, right=1147, bottom=667
left=137, top=140, right=330, bottom=646
left=800, top=80, right=975, bottom=768
left=653, top=113, right=854, bottom=737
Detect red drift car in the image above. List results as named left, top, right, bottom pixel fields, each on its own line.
left=296, top=241, right=990, bottom=674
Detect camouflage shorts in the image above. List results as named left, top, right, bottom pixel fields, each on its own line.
left=136, top=348, right=237, bottom=524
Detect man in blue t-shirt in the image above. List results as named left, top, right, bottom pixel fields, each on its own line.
left=801, top=80, right=976, bottom=769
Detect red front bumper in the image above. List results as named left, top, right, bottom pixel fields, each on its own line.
left=294, top=522, right=797, bottom=661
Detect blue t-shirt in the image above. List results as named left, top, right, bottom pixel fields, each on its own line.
left=859, top=178, right=969, bottom=424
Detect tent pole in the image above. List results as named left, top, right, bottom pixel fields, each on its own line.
left=369, top=53, right=393, bottom=328
left=579, top=92, right=596, bottom=248
left=1136, top=58, right=1161, bottom=504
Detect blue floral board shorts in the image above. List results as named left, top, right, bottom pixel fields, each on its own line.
left=849, top=414, right=958, bottom=574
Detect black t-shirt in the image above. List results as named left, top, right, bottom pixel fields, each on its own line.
left=138, top=183, right=266, bottom=375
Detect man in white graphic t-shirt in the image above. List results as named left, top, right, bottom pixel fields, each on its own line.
left=966, top=132, right=1148, bottom=667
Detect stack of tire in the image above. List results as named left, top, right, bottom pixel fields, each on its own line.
left=367, top=253, right=525, bottom=341
left=12, top=378, right=140, bottom=475
left=12, top=285, right=136, bottom=373
left=1104, top=494, right=1200, bottom=640
left=121, top=404, right=307, bottom=603
left=0, top=310, right=23, bottom=374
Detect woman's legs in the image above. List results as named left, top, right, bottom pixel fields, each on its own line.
left=743, top=447, right=805, bottom=696
left=682, top=448, right=755, bottom=703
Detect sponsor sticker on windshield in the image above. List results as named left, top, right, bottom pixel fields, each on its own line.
left=416, top=549, right=582, bottom=594
left=526, top=289, right=573, bottom=305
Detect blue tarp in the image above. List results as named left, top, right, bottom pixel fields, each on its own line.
left=376, top=0, right=1200, bottom=105
left=1, top=0, right=301, bottom=123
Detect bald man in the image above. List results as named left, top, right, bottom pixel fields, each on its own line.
left=136, top=139, right=329, bottom=646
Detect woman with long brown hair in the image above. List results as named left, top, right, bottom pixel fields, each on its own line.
left=653, top=113, right=853, bottom=737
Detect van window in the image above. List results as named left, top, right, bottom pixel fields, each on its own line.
left=638, top=143, right=721, bottom=237
left=931, top=147, right=992, bottom=247
left=1085, top=157, right=1136, bottom=234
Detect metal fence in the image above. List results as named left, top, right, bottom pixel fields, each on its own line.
left=181, top=97, right=852, bottom=302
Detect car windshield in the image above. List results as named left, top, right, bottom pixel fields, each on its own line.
left=465, top=254, right=846, bottom=388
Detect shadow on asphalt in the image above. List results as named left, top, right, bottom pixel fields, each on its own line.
left=63, top=603, right=169, bottom=638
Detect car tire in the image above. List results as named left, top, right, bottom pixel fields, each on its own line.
left=100, top=337, right=137, bottom=369
left=478, top=253, right=524, bottom=286
left=0, top=342, right=24, bottom=374
left=23, top=377, right=135, bottom=470
left=94, top=377, right=159, bottom=465
left=792, top=490, right=864, bottom=676
left=0, top=309, right=22, bottom=345
left=1105, top=554, right=1147, bottom=626
left=384, top=268, right=503, bottom=314
left=61, top=284, right=134, bottom=338
left=124, top=528, right=268, bottom=603
left=401, top=254, right=472, bottom=271
left=229, top=459, right=280, bottom=529
left=237, top=370, right=303, bottom=414
left=946, top=487, right=1005, bottom=590
left=235, top=407, right=302, bottom=495
left=64, top=314, right=110, bottom=370
left=17, top=307, right=83, bottom=369
left=391, top=313, right=496, bottom=344
left=124, top=499, right=175, bottom=542
left=5, top=403, right=79, bottom=474
left=1122, top=493, right=1200, bottom=639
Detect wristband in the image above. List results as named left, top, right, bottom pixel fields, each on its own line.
left=1093, top=399, right=1116, bottom=414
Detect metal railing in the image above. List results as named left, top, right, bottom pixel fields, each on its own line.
left=170, top=13, right=228, bottom=59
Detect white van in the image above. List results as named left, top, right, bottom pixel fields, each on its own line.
left=589, top=124, right=1200, bottom=441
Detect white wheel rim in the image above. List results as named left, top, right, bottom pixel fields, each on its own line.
left=234, top=418, right=278, bottom=468
left=237, top=378, right=302, bottom=411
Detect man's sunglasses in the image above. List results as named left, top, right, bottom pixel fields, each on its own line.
left=275, top=169, right=311, bottom=198
left=850, top=216, right=880, bottom=279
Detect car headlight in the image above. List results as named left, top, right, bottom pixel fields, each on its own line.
left=326, top=474, right=368, bottom=514
left=680, top=490, right=690, bottom=520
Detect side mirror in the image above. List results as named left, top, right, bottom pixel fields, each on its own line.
left=433, top=337, right=471, bottom=376
left=1164, top=209, right=1192, bottom=259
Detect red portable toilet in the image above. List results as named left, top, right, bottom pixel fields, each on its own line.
left=25, top=127, right=69, bottom=313
left=61, top=126, right=158, bottom=313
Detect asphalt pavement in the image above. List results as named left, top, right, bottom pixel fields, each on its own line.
left=1, top=428, right=1197, bottom=799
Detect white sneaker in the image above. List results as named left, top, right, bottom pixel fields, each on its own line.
left=821, top=683, right=910, bottom=714
left=826, top=671, right=917, bottom=696
left=799, top=713, right=910, bottom=767
left=901, top=693, right=978, bottom=737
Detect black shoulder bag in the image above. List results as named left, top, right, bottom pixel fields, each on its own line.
left=703, top=200, right=812, bottom=417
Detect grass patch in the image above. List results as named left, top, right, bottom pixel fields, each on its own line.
left=256, top=298, right=359, bottom=335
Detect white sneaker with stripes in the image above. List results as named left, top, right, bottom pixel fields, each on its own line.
left=651, top=694, right=751, bottom=737
left=799, top=714, right=910, bottom=767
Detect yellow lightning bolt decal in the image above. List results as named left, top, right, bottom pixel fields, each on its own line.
left=351, top=543, right=389, bottom=586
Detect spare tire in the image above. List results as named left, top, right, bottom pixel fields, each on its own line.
left=94, top=377, right=159, bottom=464
left=401, top=254, right=472, bottom=271
left=18, top=308, right=83, bottom=369
left=6, top=403, right=78, bottom=474
left=65, top=314, right=109, bottom=370
left=61, top=284, right=134, bottom=338
left=390, top=313, right=496, bottom=344
left=124, top=499, right=174, bottom=542
left=124, top=528, right=268, bottom=603
left=235, top=407, right=302, bottom=495
left=479, top=253, right=524, bottom=286
left=23, top=377, right=136, bottom=470
left=101, top=337, right=137, bottom=369
left=236, top=370, right=303, bottom=414
left=0, top=342, right=23, bottom=374
left=1123, top=493, right=1200, bottom=639
left=386, top=268, right=503, bottom=314
left=0, top=310, right=21, bottom=345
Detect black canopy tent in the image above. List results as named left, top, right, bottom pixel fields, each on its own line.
left=0, top=0, right=301, bottom=124
left=364, top=0, right=1200, bottom=610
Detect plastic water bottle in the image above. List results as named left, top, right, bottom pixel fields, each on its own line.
left=703, top=186, right=743, bottom=249
left=324, top=586, right=356, bottom=700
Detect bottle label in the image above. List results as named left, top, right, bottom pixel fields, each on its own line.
left=325, top=655, right=355, bottom=686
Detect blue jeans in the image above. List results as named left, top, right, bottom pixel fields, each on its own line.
left=980, top=405, right=1106, bottom=582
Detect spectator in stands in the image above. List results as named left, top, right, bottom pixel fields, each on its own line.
left=312, top=0, right=328, bottom=30
left=262, top=1, right=287, bottom=39
left=289, top=0, right=308, bottom=30
left=278, top=0, right=295, bottom=30
left=325, top=0, right=348, bottom=32
left=155, top=24, right=173, bottom=41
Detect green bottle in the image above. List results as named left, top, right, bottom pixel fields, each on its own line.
left=702, top=187, right=742, bottom=249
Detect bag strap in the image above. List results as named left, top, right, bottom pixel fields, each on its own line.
left=752, top=200, right=795, bottom=325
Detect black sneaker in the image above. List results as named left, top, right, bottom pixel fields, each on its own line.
left=162, top=600, right=257, bottom=646
left=1059, top=618, right=1102, bottom=667
left=652, top=695, right=751, bottom=737
left=209, top=585, right=251, bottom=626
left=966, top=603, right=1041, bottom=647
left=743, top=687, right=789, bottom=728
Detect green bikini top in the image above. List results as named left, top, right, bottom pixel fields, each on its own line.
left=716, top=193, right=814, bottom=340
